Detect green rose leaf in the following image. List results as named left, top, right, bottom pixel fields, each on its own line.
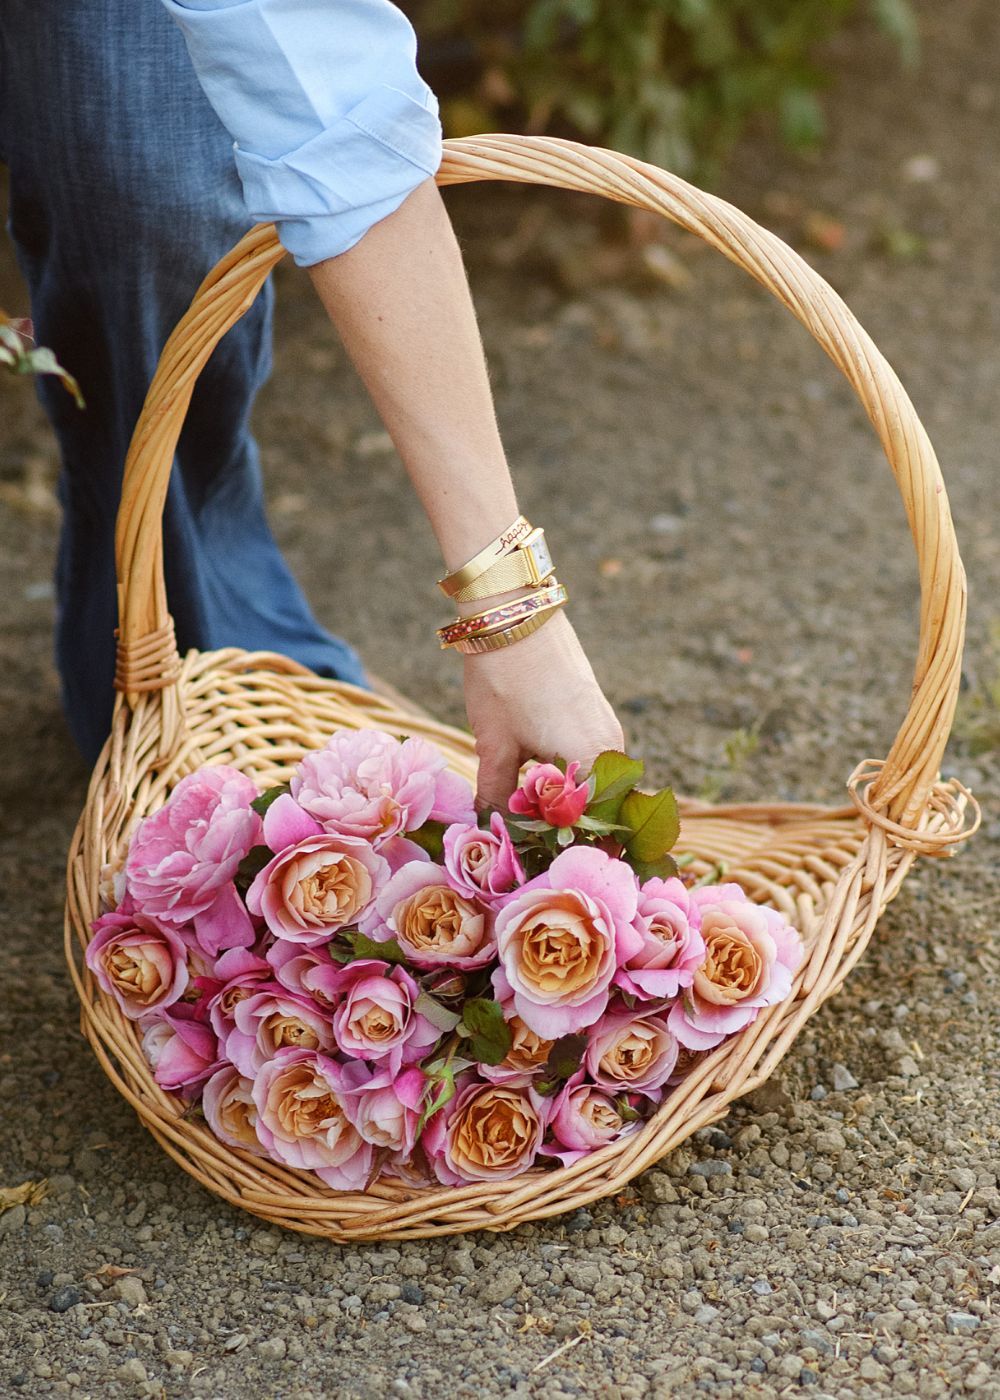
left=456, top=997, right=512, bottom=1066
left=539, top=1032, right=588, bottom=1090
left=250, top=783, right=291, bottom=817
left=586, top=750, right=645, bottom=824
left=341, top=931, right=409, bottom=966
left=234, top=844, right=273, bottom=897
left=620, top=786, right=681, bottom=862
left=627, top=853, right=680, bottom=883
left=406, top=819, right=448, bottom=861
left=414, top=991, right=463, bottom=1034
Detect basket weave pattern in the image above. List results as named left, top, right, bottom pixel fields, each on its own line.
left=65, top=137, right=977, bottom=1240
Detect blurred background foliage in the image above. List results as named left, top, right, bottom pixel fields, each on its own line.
left=404, top=0, right=918, bottom=179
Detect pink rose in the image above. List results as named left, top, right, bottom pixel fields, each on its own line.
left=290, top=730, right=474, bottom=847
left=614, top=876, right=706, bottom=1001
left=360, top=861, right=495, bottom=970
left=86, top=910, right=188, bottom=1021
left=585, top=1010, right=679, bottom=1096
left=253, top=1049, right=373, bottom=1189
left=492, top=846, right=638, bottom=1038
left=422, top=1075, right=550, bottom=1185
left=544, top=1074, right=633, bottom=1166
left=124, top=767, right=261, bottom=952
left=266, top=940, right=341, bottom=1008
left=667, top=885, right=804, bottom=1050
left=344, top=1067, right=426, bottom=1161
left=204, top=946, right=275, bottom=1042
left=246, top=833, right=388, bottom=945
left=442, top=812, right=525, bottom=905
left=226, top=989, right=336, bottom=1077
left=202, top=1065, right=265, bottom=1156
left=328, top=960, right=440, bottom=1073
left=141, top=1006, right=218, bottom=1096
left=508, top=760, right=589, bottom=828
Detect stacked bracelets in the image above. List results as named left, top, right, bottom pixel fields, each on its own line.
left=436, top=516, right=567, bottom=653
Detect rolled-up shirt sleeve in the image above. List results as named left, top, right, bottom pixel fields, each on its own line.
left=160, top=0, right=443, bottom=265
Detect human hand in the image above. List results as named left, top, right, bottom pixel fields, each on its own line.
left=462, top=610, right=625, bottom=812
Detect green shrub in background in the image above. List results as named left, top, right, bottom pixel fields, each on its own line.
left=408, top=0, right=918, bottom=178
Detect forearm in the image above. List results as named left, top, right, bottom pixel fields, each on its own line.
left=306, top=178, right=520, bottom=575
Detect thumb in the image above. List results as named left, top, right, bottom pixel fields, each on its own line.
left=475, top=745, right=522, bottom=815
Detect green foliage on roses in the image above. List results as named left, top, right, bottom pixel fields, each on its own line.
left=0, top=315, right=85, bottom=407
left=498, top=747, right=681, bottom=879
left=456, top=996, right=512, bottom=1066
left=250, top=783, right=291, bottom=817
left=405, top=0, right=917, bottom=177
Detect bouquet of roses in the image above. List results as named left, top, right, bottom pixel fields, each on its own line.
left=86, top=729, right=803, bottom=1189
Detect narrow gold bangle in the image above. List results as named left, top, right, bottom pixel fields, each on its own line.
left=446, top=604, right=565, bottom=654
left=436, top=581, right=566, bottom=647
left=437, top=515, right=532, bottom=597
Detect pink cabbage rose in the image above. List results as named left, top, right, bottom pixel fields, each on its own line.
left=343, top=1066, right=425, bottom=1160
left=614, top=876, right=706, bottom=1001
left=442, top=812, right=524, bottom=905
left=252, top=1049, right=373, bottom=1188
left=86, top=910, right=188, bottom=1021
left=246, top=830, right=388, bottom=945
left=543, top=1073, right=634, bottom=1166
left=667, top=884, right=803, bottom=1050
left=585, top=1009, right=679, bottom=1096
left=360, top=861, right=495, bottom=970
left=141, top=1006, right=218, bottom=1095
left=290, top=730, right=474, bottom=846
left=202, top=1065, right=265, bottom=1157
left=226, top=989, right=335, bottom=1077
left=204, top=946, right=275, bottom=1042
left=124, top=767, right=261, bottom=952
left=423, top=1075, right=551, bottom=1185
left=492, top=845, right=638, bottom=1038
left=508, top=760, right=589, bottom=828
left=328, top=960, right=440, bottom=1073
left=266, top=940, right=341, bottom=1008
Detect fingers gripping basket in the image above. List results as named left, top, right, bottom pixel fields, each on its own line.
left=66, top=136, right=978, bottom=1241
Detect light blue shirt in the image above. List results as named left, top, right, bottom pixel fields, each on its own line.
left=160, top=0, right=443, bottom=266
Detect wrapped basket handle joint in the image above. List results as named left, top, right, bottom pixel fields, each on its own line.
left=63, top=135, right=978, bottom=1242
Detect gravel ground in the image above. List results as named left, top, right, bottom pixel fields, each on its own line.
left=1, top=0, right=998, bottom=1396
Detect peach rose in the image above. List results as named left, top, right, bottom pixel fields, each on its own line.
left=85, top=911, right=188, bottom=1021
left=585, top=1010, right=679, bottom=1096
left=225, top=990, right=335, bottom=1076
left=246, top=833, right=388, bottom=945
left=360, top=861, right=494, bottom=969
left=667, top=884, right=803, bottom=1050
left=252, top=1049, right=372, bottom=1189
left=202, top=1065, right=265, bottom=1156
left=423, top=1078, right=550, bottom=1184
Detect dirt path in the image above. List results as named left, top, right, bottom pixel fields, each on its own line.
left=1, top=1, right=997, bottom=1396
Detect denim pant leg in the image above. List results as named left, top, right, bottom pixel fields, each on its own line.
left=0, top=0, right=368, bottom=763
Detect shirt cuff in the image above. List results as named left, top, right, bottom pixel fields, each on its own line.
left=234, top=82, right=442, bottom=265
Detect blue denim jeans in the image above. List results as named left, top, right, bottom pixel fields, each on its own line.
left=0, top=0, right=368, bottom=762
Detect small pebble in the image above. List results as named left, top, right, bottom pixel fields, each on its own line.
left=48, top=1286, right=82, bottom=1313
left=750, top=1279, right=773, bottom=1296
left=830, top=1064, right=859, bottom=1092
left=945, top=1312, right=981, bottom=1334
left=257, top=1338, right=287, bottom=1361
left=688, top=1160, right=731, bottom=1177
left=400, top=1283, right=425, bottom=1305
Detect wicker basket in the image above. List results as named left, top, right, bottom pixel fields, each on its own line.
left=65, top=136, right=978, bottom=1241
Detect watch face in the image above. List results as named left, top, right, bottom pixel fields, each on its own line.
left=525, top=531, right=553, bottom=582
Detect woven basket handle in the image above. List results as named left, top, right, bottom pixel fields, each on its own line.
left=115, top=134, right=967, bottom=832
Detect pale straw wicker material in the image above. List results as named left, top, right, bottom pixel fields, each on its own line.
left=65, top=136, right=979, bottom=1241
